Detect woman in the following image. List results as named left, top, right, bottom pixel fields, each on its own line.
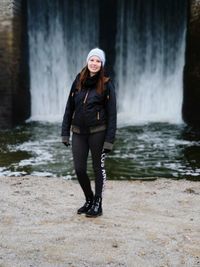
left=61, top=48, right=117, bottom=217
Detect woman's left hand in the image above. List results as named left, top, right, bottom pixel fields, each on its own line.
left=102, top=148, right=111, bottom=154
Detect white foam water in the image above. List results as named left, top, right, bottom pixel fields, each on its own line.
left=28, top=0, right=99, bottom=121
left=115, top=0, right=186, bottom=126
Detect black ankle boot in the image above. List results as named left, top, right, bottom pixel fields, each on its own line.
left=86, top=196, right=102, bottom=217
left=77, top=195, right=93, bottom=214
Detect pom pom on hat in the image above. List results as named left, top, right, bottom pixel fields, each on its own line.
left=86, top=48, right=106, bottom=66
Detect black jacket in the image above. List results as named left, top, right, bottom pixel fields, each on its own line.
left=61, top=74, right=117, bottom=150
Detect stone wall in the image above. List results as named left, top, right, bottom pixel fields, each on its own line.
left=0, top=0, right=30, bottom=129
left=183, top=0, right=200, bottom=128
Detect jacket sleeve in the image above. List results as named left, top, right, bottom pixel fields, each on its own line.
left=61, top=78, right=77, bottom=142
left=103, top=80, right=117, bottom=151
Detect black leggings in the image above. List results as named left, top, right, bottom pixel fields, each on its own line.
left=72, top=131, right=106, bottom=198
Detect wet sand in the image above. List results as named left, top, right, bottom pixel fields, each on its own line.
left=0, top=176, right=200, bottom=267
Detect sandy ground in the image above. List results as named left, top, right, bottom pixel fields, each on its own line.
left=0, top=176, right=200, bottom=267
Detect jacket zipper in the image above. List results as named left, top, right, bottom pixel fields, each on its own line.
left=97, top=111, right=100, bottom=120
left=83, top=90, right=89, bottom=104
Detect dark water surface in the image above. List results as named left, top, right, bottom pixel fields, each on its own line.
left=0, top=122, right=200, bottom=180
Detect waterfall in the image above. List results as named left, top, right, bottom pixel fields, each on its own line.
left=27, top=0, right=187, bottom=125
left=115, top=0, right=187, bottom=125
left=28, top=0, right=99, bottom=121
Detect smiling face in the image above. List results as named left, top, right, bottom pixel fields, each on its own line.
left=87, top=56, right=102, bottom=76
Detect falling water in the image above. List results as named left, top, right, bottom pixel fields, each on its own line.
left=115, top=0, right=187, bottom=125
left=28, top=0, right=187, bottom=125
left=27, top=0, right=99, bottom=121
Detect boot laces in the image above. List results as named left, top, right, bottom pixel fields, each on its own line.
left=85, top=199, right=92, bottom=208
left=92, top=198, right=101, bottom=212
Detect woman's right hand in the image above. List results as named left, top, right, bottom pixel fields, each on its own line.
left=63, top=141, right=70, bottom=147
left=62, top=136, right=70, bottom=147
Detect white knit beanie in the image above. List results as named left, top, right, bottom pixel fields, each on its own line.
left=86, top=48, right=106, bottom=66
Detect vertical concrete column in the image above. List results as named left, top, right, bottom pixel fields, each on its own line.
left=183, top=0, right=200, bottom=128
left=0, top=0, right=13, bottom=128
left=99, top=0, right=117, bottom=78
left=0, top=0, right=30, bottom=129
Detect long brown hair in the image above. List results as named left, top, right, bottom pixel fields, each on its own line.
left=77, top=66, right=110, bottom=94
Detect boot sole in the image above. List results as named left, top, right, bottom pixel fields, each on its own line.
left=77, top=210, right=90, bottom=215
left=77, top=207, right=92, bottom=214
left=85, top=212, right=103, bottom=218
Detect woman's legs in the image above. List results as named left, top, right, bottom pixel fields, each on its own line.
left=72, top=133, right=93, bottom=198
left=72, top=131, right=106, bottom=216
left=85, top=131, right=106, bottom=217
left=89, top=131, right=106, bottom=197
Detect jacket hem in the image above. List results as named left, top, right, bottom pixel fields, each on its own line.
left=71, top=124, right=106, bottom=134
left=62, top=136, right=70, bottom=142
